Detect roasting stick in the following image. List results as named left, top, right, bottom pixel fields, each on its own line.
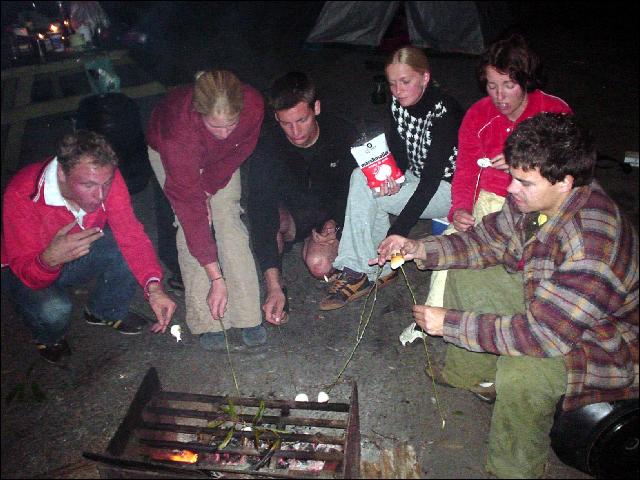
left=219, top=314, right=299, bottom=406
left=324, top=255, right=447, bottom=429
left=397, top=263, right=446, bottom=430
left=217, top=319, right=242, bottom=398
left=325, top=268, right=383, bottom=393
left=472, top=157, right=492, bottom=211
left=276, top=324, right=303, bottom=400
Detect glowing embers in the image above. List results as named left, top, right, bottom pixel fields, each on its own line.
left=149, top=449, right=198, bottom=463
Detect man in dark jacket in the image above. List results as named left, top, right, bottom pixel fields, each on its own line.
left=248, top=72, right=357, bottom=325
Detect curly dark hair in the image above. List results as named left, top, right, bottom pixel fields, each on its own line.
left=268, top=72, right=317, bottom=111
left=56, top=130, right=118, bottom=174
left=504, top=113, right=596, bottom=187
left=477, top=33, right=542, bottom=92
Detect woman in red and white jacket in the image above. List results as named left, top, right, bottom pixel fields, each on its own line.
left=403, top=34, right=572, bottom=345
left=449, top=34, right=572, bottom=232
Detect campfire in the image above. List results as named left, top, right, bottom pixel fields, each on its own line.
left=149, top=449, right=199, bottom=464
left=84, top=367, right=360, bottom=478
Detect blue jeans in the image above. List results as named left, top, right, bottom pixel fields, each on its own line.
left=1, top=228, right=136, bottom=345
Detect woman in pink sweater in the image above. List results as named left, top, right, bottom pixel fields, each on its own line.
left=147, top=70, right=265, bottom=351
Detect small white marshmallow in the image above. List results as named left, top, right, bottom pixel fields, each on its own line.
left=477, top=157, right=491, bottom=168
left=170, top=325, right=182, bottom=342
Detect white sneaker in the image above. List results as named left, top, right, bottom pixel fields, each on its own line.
left=399, top=323, right=427, bottom=346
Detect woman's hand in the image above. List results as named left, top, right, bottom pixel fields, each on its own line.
left=377, top=176, right=401, bottom=196
left=490, top=153, right=509, bottom=171
left=452, top=208, right=475, bottom=232
left=207, top=277, right=228, bottom=321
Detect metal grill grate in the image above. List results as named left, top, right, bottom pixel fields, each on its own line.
left=84, top=367, right=360, bottom=479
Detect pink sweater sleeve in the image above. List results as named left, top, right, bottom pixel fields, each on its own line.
left=151, top=85, right=264, bottom=267
left=161, top=139, right=217, bottom=265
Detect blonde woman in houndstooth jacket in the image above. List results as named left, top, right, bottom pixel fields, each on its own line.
left=320, top=46, right=463, bottom=311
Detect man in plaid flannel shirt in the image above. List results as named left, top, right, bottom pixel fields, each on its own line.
left=373, top=113, right=638, bottom=478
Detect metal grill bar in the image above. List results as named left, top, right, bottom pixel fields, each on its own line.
left=143, top=407, right=349, bottom=430
left=137, top=424, right=346, bottom=445
left=85, top=452, right=339, bottom=479
left=155, top=391, right=351, bottom=413
left=135, top=440, right=345, bottom=462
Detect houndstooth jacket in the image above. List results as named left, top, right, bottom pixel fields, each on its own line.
left=387, top=84, right=463, bottom=237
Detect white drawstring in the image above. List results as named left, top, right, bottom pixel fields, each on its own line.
left=472, top=157, right=491, bottom=208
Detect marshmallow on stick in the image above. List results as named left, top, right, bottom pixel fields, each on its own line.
left=390, top=252, right=405, bottom=269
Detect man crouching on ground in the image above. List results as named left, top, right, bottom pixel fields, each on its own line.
left=248, top=72, right=357, bottom=325
left=1, top=130, right=176, bottom=365
left=373, top=113, right=638, bottom=478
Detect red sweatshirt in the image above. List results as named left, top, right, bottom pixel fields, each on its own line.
left=1, top=159, right=163, bottom=290
left=146, top=84, right=264, bottom=266
left=449, top=90, right=572, bottom=222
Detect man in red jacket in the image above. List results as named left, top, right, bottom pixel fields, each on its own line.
left=1, top=130, right=176, bottom=364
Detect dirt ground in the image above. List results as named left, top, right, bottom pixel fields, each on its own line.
left=1, top=3, right=637, bottom=479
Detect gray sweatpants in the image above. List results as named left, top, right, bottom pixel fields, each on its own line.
left=333, top=168, right=451, bottom=281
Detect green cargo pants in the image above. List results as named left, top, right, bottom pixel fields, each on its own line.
left=441, top=265, right=566, bottom=479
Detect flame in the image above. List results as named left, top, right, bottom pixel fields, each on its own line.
left=63, top=20, right=70, bottom=27
left=150, top=449, right=199, bottom=464
left=38, top=33, right=44, bottom=39
left=50, top=24, right=59, bottom=33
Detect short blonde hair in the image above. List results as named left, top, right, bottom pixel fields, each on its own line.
left=192, top=70, right=244, bottom=118
left=385, top=46, right=430, bottom=75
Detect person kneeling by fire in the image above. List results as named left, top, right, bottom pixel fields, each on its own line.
left=1, top=130, right=176, bottom=365
left=371, top=113, right=638, bottom=479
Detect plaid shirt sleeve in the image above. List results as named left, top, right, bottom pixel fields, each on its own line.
left=427, top=186, right=639, bottom=409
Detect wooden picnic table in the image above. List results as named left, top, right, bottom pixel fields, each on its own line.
left=1, top=48, right=165, bottom=173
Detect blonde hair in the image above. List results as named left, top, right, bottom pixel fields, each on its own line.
left=192, top=70, right=244, bottom=118
left=385, top=46, right=430, bottom=74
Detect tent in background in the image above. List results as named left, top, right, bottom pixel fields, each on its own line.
left=306, top=1, right=513, bottom=55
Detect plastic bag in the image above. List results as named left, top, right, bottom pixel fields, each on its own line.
left=351, top=132, right=405, bottom=192
left=84, top=56, right=120, bottom=94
